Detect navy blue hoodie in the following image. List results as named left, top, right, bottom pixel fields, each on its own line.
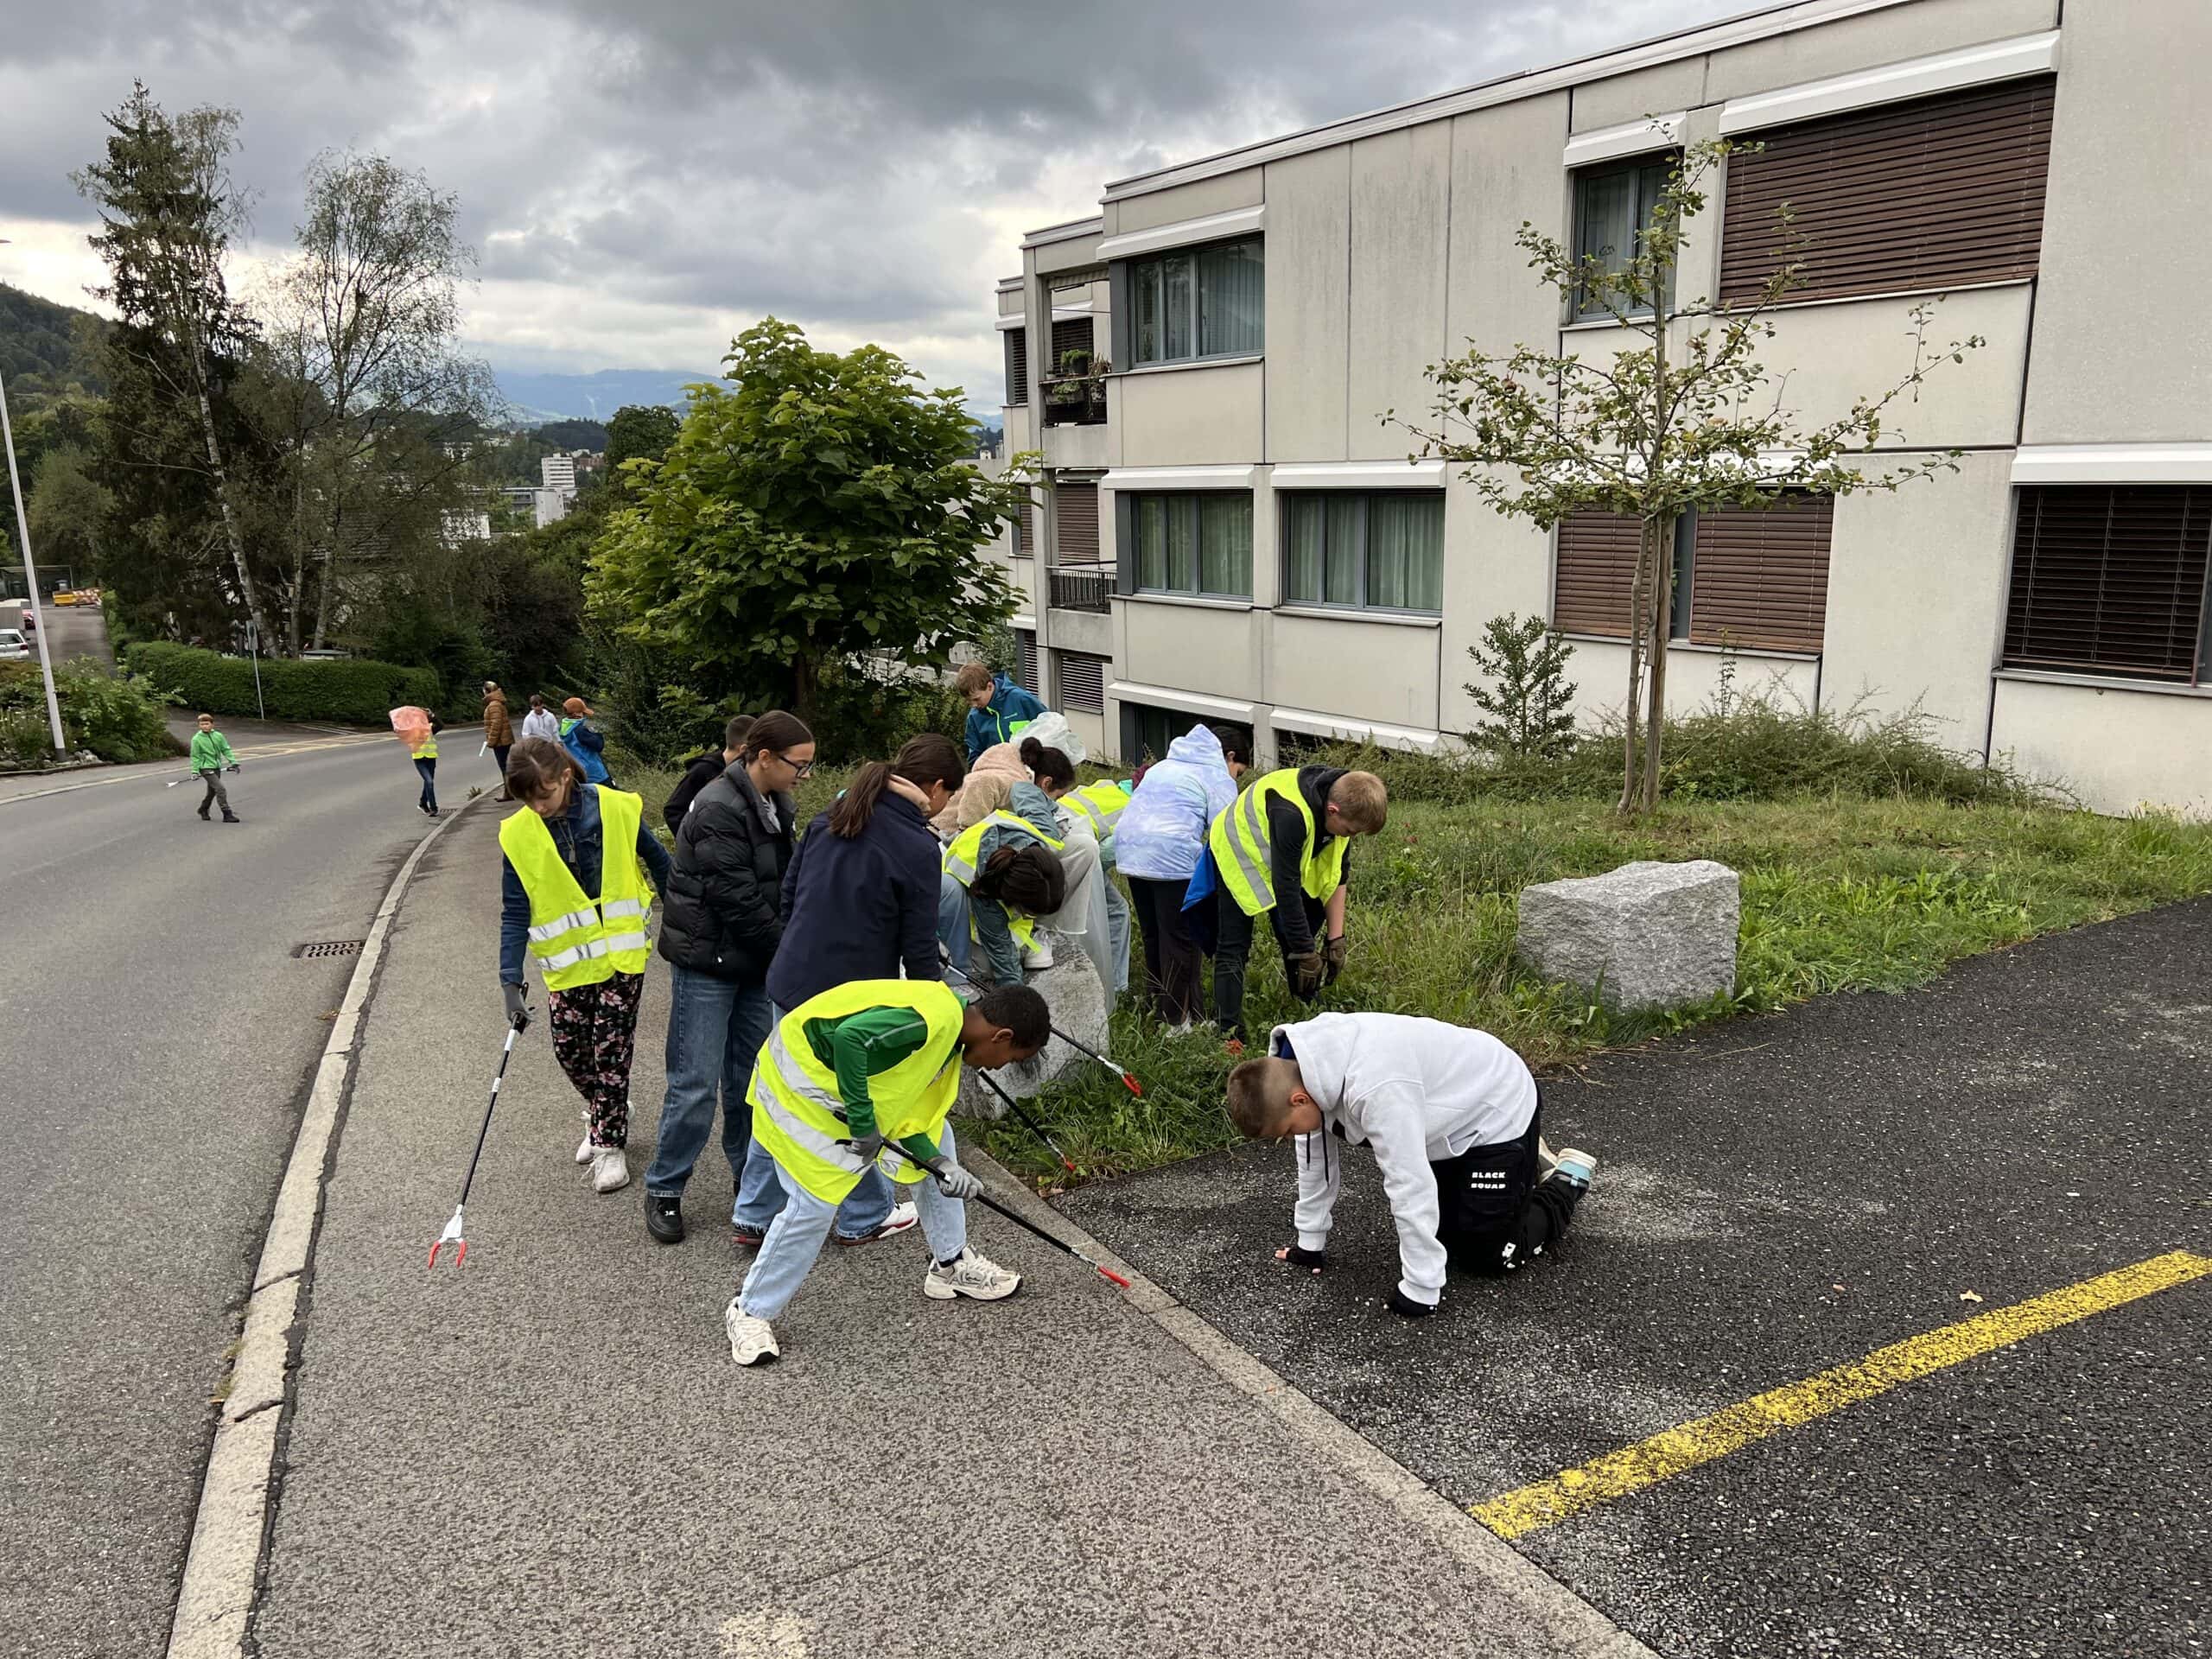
left=766, top=788, right=945, bottom=1011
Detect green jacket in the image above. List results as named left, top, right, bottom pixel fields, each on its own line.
left=190, top=730, right=238, bottom=773
left=804, top=1004, right=945, bottom=1161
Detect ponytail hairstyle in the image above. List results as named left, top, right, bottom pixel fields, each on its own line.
left=505, top=736, right=584, bottom=804
left=1019, top=735, right=1076, bottom=792
left=827, top=731, right=969, bottom=839
left=977, top=842, right=1067, bottom=915
left=738, top=709, right=812, bottom=767
left=1209, top=724, right=1252, bottom=768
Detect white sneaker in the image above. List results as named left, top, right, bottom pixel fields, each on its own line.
left=1021, top=938, right=1055, bottom=970
left=924, top=1246, right=1022, bottom=1302
left=725, top=1301, right=779, bottom=1367
left=1536, top=1136, right=1559, bottom=1185
left=588, top=1146, right=631, bottom=1193
left=575, top=1115, right=593, bottom=1165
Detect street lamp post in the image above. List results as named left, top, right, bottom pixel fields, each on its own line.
left=0, top=239, right=68, bottom=759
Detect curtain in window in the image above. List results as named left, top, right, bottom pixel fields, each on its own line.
left=1325, top=497, right=1363, bottom=606
left=1198, top=494, right=1252, bottom=595
left=1166, top=496, right=1198, bottom=591
left=1285, top=497, right=1325, bottom=603
left=1198, top=239, right=1264, bottom=357
left=1135, top=495, right=1168, bottom=590
left=1162, top=254, right=1194, bottom=362
left=1366, top=496, right=1442, bottom=610
left=1134, top=263, right=1163, bottom=365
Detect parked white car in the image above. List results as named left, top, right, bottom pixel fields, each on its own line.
left=0, top=628, right=29, bottom=661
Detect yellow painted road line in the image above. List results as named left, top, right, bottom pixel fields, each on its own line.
left=1472, top=1249, right=2212, bottom=1542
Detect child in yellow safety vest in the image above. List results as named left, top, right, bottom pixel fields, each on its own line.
left=725, top=979, right=1050, bottom=1367
left=938, top=775, right=1068, bottom=984
left=1018, top=735, right=1132, bottom=995
left=497, top=738, right=673, bottom=1195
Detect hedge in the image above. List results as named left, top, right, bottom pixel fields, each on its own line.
left=124, top=642, right=441, bottom=726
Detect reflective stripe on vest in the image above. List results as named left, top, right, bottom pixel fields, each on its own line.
left=1205, top=769, right=1348, bottom=917
left=1060, top=780, right=1129, bottom=836
left=497, top=785, right=655, bottom=992
left=746, top=981, right=967, bottom=1204
left=415, top=736, right=438, bottom=760
left=942, top=809, right=1065, bottom=887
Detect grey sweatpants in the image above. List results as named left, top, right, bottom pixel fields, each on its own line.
left=197, top=770, right=231, bottom=816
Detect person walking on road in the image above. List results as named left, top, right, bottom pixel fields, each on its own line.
left=411, top=715, right=446, bottom=817
left=499, top=737, right=672, bottom=1194
left=520, top=694, right=560, bottom=745
left=734, top=733, right=969, bottom=1251
left=188, top=712, right=240, bottom=824
left=642, top=711, right=810, bottom=1244
left=482, top=682, right=514, bottom=788
left=559, top=696, right=612, bottom=786
left=724, top=979, right=1048, bottom=1368
left=1226, top=1013, right=1598, bottom=1317
left=1117, top=724, right=1249, bottom=1026
left=662, top=713, right=754, bottom=837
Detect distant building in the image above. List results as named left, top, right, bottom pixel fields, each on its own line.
left=533, top=489, right=569, bottom=529
left=442, top=509, right=493, bottom=546
left=540, top=454, right=578, bottom=495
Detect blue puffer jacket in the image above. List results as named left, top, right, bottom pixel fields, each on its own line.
left=962, top=673, right=1047, bottom=762
left=1115, top=724, right=1240, bottom=883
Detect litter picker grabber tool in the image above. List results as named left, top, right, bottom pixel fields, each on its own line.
left=889, top=1146, right=1129, bottom=1289
left=938, top=951, right=1145, bottom=1096
left=429, top=1022, right=521, bottom=1268
left=971, top=1068, right=1078, bottom=1175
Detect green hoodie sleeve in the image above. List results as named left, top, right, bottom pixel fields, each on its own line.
left=806, top=1007, right=945, bottom=1164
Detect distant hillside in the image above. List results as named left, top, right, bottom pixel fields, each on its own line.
left=0, top=283, right=107, bottom=398
left=492, top=367, right=711, bottom=426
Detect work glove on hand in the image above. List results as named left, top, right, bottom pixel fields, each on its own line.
left=1275, top=1244, right=1327, bottom=1274
left=228, top=763, right=241, bottom=774
left=926, top=1156, right=982, bottom=1201
left=501, top=982, right=531, bottom=1033
left=1287, top=950, right=1325, bottom=1000
left=1387, top=1287, right=1437, bottom=1319
left=1322, top=933, right=1348, bottom=986
left=846, top=1130, right=886, bottom=1169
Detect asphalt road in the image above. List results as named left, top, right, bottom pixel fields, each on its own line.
left=0, top=714, right=506, bottom=1659
left=1063, top=899, right=2212, bottom=1659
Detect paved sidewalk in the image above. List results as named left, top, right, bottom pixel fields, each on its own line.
left=253, top=804, right=1641, bottom=1658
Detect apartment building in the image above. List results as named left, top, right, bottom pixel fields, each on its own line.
left=988, top=0, right=2212, bottom=815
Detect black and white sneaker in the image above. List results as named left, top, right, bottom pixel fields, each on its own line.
left=645, top=1192, right=685, bottom=1244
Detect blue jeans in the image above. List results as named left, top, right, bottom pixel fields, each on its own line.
left=730, top=1004, right=896, bottom=1239
left=644, top=966, right=771, bottom=1198
left=738, top=1127, right=968, bottom=1321
left=937, top=873, right=973, bottom=976
left=414, top=756, right=437, bottom=812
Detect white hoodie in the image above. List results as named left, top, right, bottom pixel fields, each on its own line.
left=1274, top=1013, right=1537, bottom=1306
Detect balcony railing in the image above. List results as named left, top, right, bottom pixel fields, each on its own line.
left=1048, top=565, right=1114, bottom=613
left=1041, top=377, right=1108, bottom=426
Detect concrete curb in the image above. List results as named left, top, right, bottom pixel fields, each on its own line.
left=165, top=797, right=487, bottom=1659
left=968, top=1151, right=1662, bottom=1659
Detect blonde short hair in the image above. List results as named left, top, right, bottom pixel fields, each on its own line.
left=1224, top=1058, right=1300, bottom=1139
left=953, top=662, right=995, bottom=696
left=1328, top=771, right=1389, bottom=834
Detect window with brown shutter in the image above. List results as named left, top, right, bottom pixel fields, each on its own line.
left=1688, top=495, right=1834, bottom=652
left=1015, top=628, right=1038, bottom=695
left=1015, top=487, right=1035, bottom=558
left=1004, top=328, right=1028, bottom=406
left=1054, top=481, right=1100, bottom=563
left=1553, top=512, right=1646, bottom=638
left=1052, top=315, right=1095, bottom=372
left=2003, top=486, right=2212, bottom=683
left=1054, top=650, right=1107, bottom=714
left=1718, top=76, right=2055, bottom=306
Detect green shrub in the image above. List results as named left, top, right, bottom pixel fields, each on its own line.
left=54, top=659, right=177, bottom=761
left=123, top=642, right=439, bottom=725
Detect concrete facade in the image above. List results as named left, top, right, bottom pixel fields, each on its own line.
left=989, top=0, right=2212, bottom=814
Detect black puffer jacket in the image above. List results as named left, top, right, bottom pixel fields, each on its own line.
left=657, top=762, right=795, bottom=982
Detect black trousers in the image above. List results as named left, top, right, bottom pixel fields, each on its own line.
left=1128, top=875, right=1206, bottom=1025
left=1432, top=1101, right=1583, bottom=1276
left=1212, top=889, right=1325, bottom=1041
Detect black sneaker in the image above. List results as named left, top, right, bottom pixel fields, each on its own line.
left=645, top=1192, right=685, bottom=1244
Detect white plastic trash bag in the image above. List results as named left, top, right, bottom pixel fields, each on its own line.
left=1021, top=709, right=1086, bottom=766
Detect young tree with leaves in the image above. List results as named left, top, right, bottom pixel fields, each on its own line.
left=588, top=318, right=1036, bottom=721
left=1465, top=613, right=1579, bottom=760
left=1397, top=136, right=1983, bottom=814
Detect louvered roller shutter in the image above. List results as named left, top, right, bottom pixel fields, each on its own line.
left=1016, top=487, right=1036, bottom=557
left=1055, top=650, right=1106, bottom=714
left=1005, top=329, right=1028, bottom=406
left=1052, top=315, right=1095, bottom=371
left=1688, top=495, right=1834, bottom=652
left=1015, top=629, right=1038, bottom=693
left=1553, top=512, right=1645, bottom=637
left=1719, top=77, right=2055, bottom=306
left=2003, top=487, right=2212, bottom=683
left=1054, top=481, right=1100, bottom=563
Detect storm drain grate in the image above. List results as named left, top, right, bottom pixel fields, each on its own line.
left=291, top=939, right=366, bottom=959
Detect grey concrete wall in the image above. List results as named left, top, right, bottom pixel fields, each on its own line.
left=1989, top=677, right=2212, bottom=818
left=1116, top=364, right=1263, bottom=466
left=1347, top=123, right=1451, bottom=461
left=1268, top=610, right=1441, bottom=729
left=1565, top=639, right=1821, bottom=728
left=2022, top=0, right=2212, bottom=442
left=1262, top=145, right=1351, bottom=461
left=1445, top=93, right=1571, bottom=362
left=1121, top=599, right=1263, bottom=702
left=1571, top=57, right=1708, bottom=131
left=1703, top=0, right=2057, bottom=102
left=1109, top=168, right=1263, bottom=235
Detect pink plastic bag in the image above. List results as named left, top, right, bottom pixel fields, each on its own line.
left=390, top=705, right=434, bottom=755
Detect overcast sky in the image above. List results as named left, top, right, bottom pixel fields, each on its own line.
left=1, top=0, right=1747, bottom=413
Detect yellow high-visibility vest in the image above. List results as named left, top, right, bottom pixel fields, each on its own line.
left=1206, top=769, right=1346, bottom=917
left=1059, top=780, right=1130, bottom=837
left=414, top=733, right=439, bottom=760
left=747, top=980, right=967, bottom=1204
left=943, top=809, right=1064, bottom=950
left=497, top=786, right=654, bottom=991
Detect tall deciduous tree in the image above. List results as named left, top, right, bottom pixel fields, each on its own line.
left=588, top=318, right=1036, bottom=720
left=1397, top=137, right=1984, bottom=813
left=74, top=83, right=272, bottom=645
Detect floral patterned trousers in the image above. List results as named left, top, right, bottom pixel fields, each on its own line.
left=547, top=971, right=645, bottom=1147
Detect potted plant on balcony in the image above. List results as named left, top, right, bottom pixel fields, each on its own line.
left=1046, top=348, right=1110, bottom=423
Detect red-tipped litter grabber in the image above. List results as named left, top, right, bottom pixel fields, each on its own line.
left=972, top=1068, right=1078, bottom=1175
left=890, top=1146, right=1130, bottom=1289
left=429, top=1021, right=522, bottom=1268
left=939, top=952, right=1145, bottom=1096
